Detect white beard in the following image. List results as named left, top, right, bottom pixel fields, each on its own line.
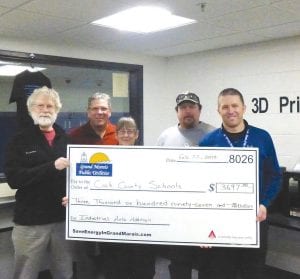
left=31, top=112, right=57, bottom=128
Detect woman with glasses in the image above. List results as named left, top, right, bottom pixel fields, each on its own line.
left=102, top=116, right=156, bottom=279
left=115, top=116, right=139, bottom=145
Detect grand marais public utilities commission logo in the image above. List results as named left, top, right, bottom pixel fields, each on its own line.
left=76, top=152, right=112, bottom=177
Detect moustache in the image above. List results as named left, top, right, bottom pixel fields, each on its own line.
left=39, top=113, right=51, bottom=118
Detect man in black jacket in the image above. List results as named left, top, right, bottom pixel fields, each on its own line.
left=5, top=86, right=73, bottom=279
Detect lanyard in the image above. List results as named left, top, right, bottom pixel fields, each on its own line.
left=223, top=129, right=249, bottom=147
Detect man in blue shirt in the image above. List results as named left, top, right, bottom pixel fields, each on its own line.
left=199, top=88, right=282, bottom=279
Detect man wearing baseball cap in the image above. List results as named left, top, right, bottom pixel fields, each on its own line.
left=157, top=91, right=215, bottom=147
left=156, top=91, right=215, bottom=278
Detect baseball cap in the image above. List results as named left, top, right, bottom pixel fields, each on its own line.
left=176, top=92, right=200, bottom=105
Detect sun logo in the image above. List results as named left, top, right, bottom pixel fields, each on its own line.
left=89, top=152, right=110, bottom=163
left=76, top=152, right=112, bottom=177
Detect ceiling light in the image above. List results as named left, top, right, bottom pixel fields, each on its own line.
left=91, top=6, right=196, bottom=33
left=0, top=65, right=46, bottom=76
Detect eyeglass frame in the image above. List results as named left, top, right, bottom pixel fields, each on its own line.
left=117, top=128, right=138, bottom=136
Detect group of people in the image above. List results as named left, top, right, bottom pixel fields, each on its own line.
left=4, top=86, right=282, bottom=279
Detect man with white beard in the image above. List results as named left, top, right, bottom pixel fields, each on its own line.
left=4, top=86, right=73, bottom=279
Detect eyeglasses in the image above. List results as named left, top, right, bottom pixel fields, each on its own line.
left=34, top=103, right=55, bottom=110
left=117, top=129, right=136, bottom=136
left=176, top=92, right=200, bottom=104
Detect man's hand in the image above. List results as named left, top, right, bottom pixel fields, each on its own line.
left=62, top=196, right=69, bottom=207
left=54, top=157, right=70, bottom=170
left=256, top=204, right=267, bottom=222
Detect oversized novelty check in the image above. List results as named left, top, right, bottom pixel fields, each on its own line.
left=66, top=145, right=259, bottom=248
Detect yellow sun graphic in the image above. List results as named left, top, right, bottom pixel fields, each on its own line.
left=89, top=152, right=110, bottom=163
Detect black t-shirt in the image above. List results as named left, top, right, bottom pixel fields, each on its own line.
left=9, top=70, right=52, bottom=129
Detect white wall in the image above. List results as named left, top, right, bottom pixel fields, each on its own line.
left=1, top=36, right=300, bottom=169
left=165, top=36, right=300, bottom=170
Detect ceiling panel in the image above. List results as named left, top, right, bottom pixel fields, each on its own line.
left=272, top=0, right=300, bottom=14
left=0, top=0, right=32, bottom=8
left=148, top=32, right=269, bottom=57
left=101, top=22, right=237, bottom=53
left=248, top=22, right=300, bottom=40
left=0, top=6, right=9, bottom=14
left=153, top=0, right=272, bottom=19
left=0, top=0, right=299, bottom=57
left=208, top=5, right=300, bottom=32
left=17, top=0, right=131, bottom=22
left=0, top=9, right=80, bottom=36
left=50, top=24, right=140, bottom=47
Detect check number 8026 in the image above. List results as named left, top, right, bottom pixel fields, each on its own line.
left=228, top=154, right=254, bottom=164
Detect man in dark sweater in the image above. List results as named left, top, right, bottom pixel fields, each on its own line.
left=5, top=86, right=73, bottom=279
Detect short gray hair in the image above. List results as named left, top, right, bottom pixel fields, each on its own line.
left=88, top=92, right=111, bottom=109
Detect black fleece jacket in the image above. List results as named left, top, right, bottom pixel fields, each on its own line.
left=4, top=124, right=69, bottom=225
